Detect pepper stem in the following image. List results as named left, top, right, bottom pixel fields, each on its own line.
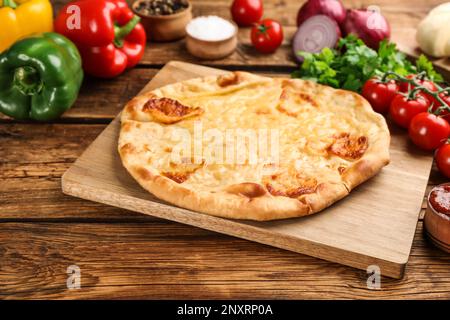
left=3, top=0, right=17, bottom=9
left=114, top=15, right=141, bottom=48
left=13, top=66, right=43, bottom=96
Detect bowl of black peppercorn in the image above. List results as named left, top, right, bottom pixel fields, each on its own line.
left=133, top=0, right=192, bottom=42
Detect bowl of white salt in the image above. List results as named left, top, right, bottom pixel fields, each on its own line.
left=186, top=16, right=238, bottom=60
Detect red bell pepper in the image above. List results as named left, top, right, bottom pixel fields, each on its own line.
left=55, top=0, right=146, bottom=78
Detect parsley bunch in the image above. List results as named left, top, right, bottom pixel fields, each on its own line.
left=291, top=35, right=443, bottom=92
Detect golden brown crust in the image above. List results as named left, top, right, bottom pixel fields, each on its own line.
left=225, top=182, right=268, bottom=198
left=217, top=73, right=241, bottom=87
left=142, top=97, right=204, bottom=124
left=328, top=133, right=369, bottom=160
left=341, top=153, right=390, bottom=191
left=335, top=91, right=391, bottom=191
left=120, top=164, right=312, bottom=221
left=262, top=173, right=318, bottom=198
left=118, top=72, right=390, bottom=221
left=300, top=182, right=349, bottom=213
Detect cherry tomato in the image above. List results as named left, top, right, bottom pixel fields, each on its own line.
left=231, top=0, right=263, bottom=27
left=408, top=112, right=450, bottom=151
left=399, top=75, right=438, bottom=93
left=435, top=143, right=450, bottom=179
left=399, top=75, right=440, bottom=107
left=389, top=93, right=430, bottom=129
left=251, top=19, right=284, bottom=54
left=362, top=78, right=399, bottom=114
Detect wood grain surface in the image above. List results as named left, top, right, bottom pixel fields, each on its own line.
left=62, top=61, right=433, bottom=279
left=0, top=0, right=449, bottom=299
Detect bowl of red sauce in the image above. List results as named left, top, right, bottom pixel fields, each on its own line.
left=425, top=183, right=450, bottom=253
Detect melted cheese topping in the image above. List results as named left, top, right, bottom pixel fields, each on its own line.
left=120, top=75, right=385, bottom=198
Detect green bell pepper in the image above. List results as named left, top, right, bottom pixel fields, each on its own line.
left=0, top=32, right=83, bottom=121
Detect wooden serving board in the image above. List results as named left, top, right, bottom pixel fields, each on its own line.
left=62, top=61, right=434, bottom=279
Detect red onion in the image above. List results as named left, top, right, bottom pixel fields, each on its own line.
left=292, top=15, right=341, bottom=62
left=297, top=0, right=346, bottom=27
left=343, top=8, right=391, bottom=49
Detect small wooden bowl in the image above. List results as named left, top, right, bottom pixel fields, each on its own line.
left=424, top=183, right=450, bottom=253
left=132, top=1, right=192, bottom=42
left=185, top=22, right=238, bottom=60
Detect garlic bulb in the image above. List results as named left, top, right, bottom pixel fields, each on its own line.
left=416, top=2, right=450, bottom=58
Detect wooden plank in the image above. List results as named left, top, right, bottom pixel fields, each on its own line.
left=0, top=0, right=446, bottom=299
left=50, top=0, right=449, bottom=69
left=0, top=221, right=449, bottom=299
left=0, top=69, right=290, bottom=122
left=0, top=122, right=443, bottom=220
left=126, top=1, right=445, bottom=68
left=67, top=69, right=159, bottom=120
left=61, top=61, right=434, bottom=278
left=0, top=123, right=152, bottom=220
left=0, top=0, right=445, bottom=122
left=0, top=68, right=158, bottom=122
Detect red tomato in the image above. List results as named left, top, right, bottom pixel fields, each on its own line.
left=399, top=75, right=438, bottom=93
left=399, top=75, right=440, bottom=107
left=408, top=112, right=450, bottom=151
left=389, top=93, right=430, bottom=129
left=250, top=19, right=284, bottom=54
left=435, top=143, right=450, bottom=179
left=398, top=75, right=416, bottom=92
left=362, top=78, right=399, bottom=114
left=231, top=0, right=263, bottom=27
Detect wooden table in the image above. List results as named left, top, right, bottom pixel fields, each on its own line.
left=1, top=0, right=449, bottom=299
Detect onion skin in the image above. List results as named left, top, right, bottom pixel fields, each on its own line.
left=297, top=0, right=347, bottom=27
left=292, top=15, right=341, bottom=62
left=343, top=8, right=391, bottom=50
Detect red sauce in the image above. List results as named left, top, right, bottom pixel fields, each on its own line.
left=429, top=184, right=450, bottom=217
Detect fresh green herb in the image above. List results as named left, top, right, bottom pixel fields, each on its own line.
left=291, top=35, right=443, bottom=92
left=415, top=54, right=444, bottom=83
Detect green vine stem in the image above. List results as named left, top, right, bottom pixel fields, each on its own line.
left=380, top=71, right=450, bottom=116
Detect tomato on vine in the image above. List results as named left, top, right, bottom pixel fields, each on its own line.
left=399, top=75, right=438, bottom=93
left=376, top=71, right=450, bottom=152
left=251, top=19, right=284, bottom=54
left=408, top=112, right=450, bottom=151
left=389, top=93, right=430, bottom=129
left=362, top=78, right=399, bottom=114
left=399, top=74, right=440, bottom=107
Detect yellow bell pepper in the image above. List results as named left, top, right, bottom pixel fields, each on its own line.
left=0, top=0, right=53, bottom=53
